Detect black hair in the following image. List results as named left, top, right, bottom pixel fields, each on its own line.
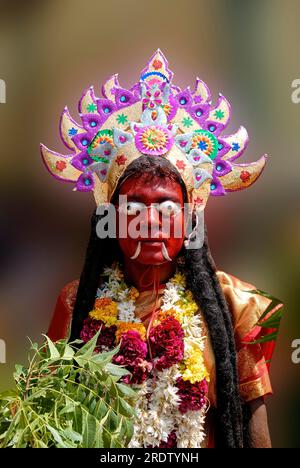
left=70, top=155, right=250, bottom=447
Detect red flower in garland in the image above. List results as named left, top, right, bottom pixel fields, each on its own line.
left=176, top=377, right=208, bottom=414
left=80, top=317, right=116, bottom=351
left=113, top=330, right=147, bottom=364
left=113, top=330, right=152, bottom=384
left=123, top=358, right=153, bottom=385
left=149, top=316, right=184, bottom=371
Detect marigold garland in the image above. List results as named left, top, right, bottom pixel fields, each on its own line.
left=80, top=262, right=209, bottom=447
left=115, top=322, right=147, bottom=343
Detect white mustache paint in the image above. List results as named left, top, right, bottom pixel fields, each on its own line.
left=162, top=242, right=172, bottom=261
left=130, top=241, right=141, bottom=259
left=130, top=241, right=172, bottom=262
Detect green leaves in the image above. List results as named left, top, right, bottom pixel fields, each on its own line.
left=242, top=289, right=284, bottom=346
left=0, top=334, right=138, bottom=448
left=82, top=413, right=97, bottom=448
left=74, top=329, right=102, bottom=367
left=43, top=335, right=60, bottom=360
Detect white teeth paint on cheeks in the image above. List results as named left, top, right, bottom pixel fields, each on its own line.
left=130, top=241, right=141, bottom=259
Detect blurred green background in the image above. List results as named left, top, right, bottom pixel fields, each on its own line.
left=0, top=0, right=299, bottom=447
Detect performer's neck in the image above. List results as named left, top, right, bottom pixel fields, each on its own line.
left=123, top=257, right=177, bottom=291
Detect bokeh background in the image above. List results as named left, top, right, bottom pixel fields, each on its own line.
left=0, top=0, right=299, bottom=447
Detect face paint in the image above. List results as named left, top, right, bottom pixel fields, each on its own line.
left=115, top=174, right=186, bottom=266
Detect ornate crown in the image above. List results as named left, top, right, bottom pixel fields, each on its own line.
left=41, top=50, right=267, bottom=210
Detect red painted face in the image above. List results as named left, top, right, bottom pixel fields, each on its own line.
left=114, top=174, right=186, bottom=265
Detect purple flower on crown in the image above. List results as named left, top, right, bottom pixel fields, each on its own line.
left=142, top=88, right=163, bottom=110
left=131, top=83, right=178, bottom=156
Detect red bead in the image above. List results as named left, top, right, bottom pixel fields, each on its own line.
left=55, top=160, right=67, bottom=171
left=240, top=170, right=250, bottom=183
left=153, top=59, right=163, bottom=70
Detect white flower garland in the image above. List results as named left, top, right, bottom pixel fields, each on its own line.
left=96, top=263, right=209, bottom=448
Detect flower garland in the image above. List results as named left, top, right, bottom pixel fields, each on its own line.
left=80, top=262, right=210, bottom=448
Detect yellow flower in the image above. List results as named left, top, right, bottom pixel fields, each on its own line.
left=89, top=297, right=118, bottom=324
left=154, top=308, right=177, bottom=325
left=153, top=308, right=192, bottom=326
left=185, top=290, right=195, bottom=303
left=182, top=344, right=210, bottom=384
left=172, top=271, right=186, bottom=287
left=93, top=298, right=118, bottom=316
left=115, top=322, right=147, bottom=342
left=128, top=287, right=139, bottom=300
left=89, top=310, right=118, bottom=326
left=175, top=296, right=198, bottom=318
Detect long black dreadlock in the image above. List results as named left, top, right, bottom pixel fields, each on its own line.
left=70, top=155, right=250, bottom=448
